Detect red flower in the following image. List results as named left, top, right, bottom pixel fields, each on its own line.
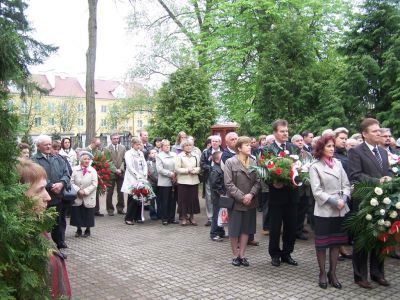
left=389, top=221, right=400, bottom=234
left=98, top=162, right=102, bottom=167
left=92, top=165, right=96, bottom=170
left=142, top=188, right=149, bottom=196
left=101, top=169, right=106, bottom=173
left=104, top=162, right=109, bottom=167
left=267, top=161, right=275, bottom=169
left=104, top=175, right=109, bottom=180
left=278, top=151, right=286, bottom=157
left=133, top=189, right=141, bottom=196
left=377, top=233, right=390, bottom=242
left=274, top=168, right=282, bottom=176
left=260, top=155, right=265, bottom=160
left=381, top=246, right=395, bottom=255
left=93, top=156, right=98, bottom=160
left=394, top=233, right=400, bottom=243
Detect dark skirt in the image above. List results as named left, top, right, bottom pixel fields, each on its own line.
left=177, top=184, right=200, bottom=217
left=314, top=215, right=348, bottom=249
left=228, top=208, right=257, bottom=237
left=70, top=205, right=95, bottom=228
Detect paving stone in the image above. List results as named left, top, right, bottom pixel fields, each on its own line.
left=63, top=193, right=400, bottom=299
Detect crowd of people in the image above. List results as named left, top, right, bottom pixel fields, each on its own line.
left=17, top=118, right=400, bottom=295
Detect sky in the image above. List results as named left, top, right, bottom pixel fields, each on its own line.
left=27, top=0, right=140, bottom=82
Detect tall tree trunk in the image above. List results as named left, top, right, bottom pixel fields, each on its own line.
left=86, top=0, right=98, bottom=145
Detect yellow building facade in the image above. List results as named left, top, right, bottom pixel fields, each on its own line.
left=10, top=74, right=152, bottom=137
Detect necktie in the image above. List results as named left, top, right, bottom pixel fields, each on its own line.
left=281, top=143, right=286, bottom=151
left=372, top=147, right=383, bottom=169
left=114, top=145, right=117, bottom=151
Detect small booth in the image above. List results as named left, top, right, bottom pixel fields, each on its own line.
left=210, top=122, right=239, bottom=148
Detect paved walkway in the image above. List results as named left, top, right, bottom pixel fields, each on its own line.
left=63, top=195, right=400, bottom=299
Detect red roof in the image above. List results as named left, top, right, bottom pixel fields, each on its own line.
left=29, top=74, right=146, bottom=100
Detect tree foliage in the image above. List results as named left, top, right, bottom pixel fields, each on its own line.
left=0, top=0, right=56, bottom=298
left=149, top=65, right=216, bottom=145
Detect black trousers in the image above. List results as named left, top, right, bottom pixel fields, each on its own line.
left=296, top=193, right=309, bottom=234
left=49, top=203, right=66, bottom=247
left=268, top=203, right=297, bottom=257
left=353, top=248, right=384, bottom=282
left=125, top=195, right=142, bottom=222
left=106, top=175, right=125, bottom=213
left=158, top=186, right=176, bottom=222
left=262, top=192, right=270, bottom=230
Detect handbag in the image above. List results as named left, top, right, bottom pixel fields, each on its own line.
left=62, top=184, right=77, bottom=202
left=219, top=195, right=235, bottom=209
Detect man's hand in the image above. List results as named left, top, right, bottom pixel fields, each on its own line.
left=116, top=169, right=122, bottom=175
left=51, top=182, right=64, bottom=194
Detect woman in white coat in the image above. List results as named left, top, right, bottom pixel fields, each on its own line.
left=122, top=137, right=148, bottom=225
left=309, top=134, right=350, bottom=289
left=70, top=151, right=98, bottom=237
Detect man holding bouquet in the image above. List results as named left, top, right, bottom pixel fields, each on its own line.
left=266, top=119, right=299, bottom=267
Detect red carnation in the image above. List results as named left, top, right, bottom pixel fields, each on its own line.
left=98, top=162, right=102, bottom=167
left=92, top=165, right=97, bottom=170
left=104, top=162, right=109, bottom=167
left=381, top=246, right=395, bottom=255
left=267, top=161, right=275, bottom=169
left=133, top=189, right=141, bottom=196
left=389, top=221, right=400, bottom=235
left=278, top=151, right=286, bottom=157
left=377, top=233, right=390, bottom=243
left=101, top=169, right=106, bottom=173
left=104, top=175, right=109, bottom=180
left=274, top=168, right=282, bottom=176
left=260, top=155, right=265, bottom=160
left=142, top=188, right=149, bottom=196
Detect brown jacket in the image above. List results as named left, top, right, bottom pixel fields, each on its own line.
left=224, top=155, right=261, bottom=211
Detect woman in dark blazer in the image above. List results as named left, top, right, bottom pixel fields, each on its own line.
left=224, top=136, right=260, bottom=267
left=309, top=134, right=351, bottom=289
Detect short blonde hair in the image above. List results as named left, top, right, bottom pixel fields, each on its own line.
left=17, top=158, right=47, bottom=185
left=131, top=137, right=141, bottom=145
left=160, top=139, right=170, bottom=147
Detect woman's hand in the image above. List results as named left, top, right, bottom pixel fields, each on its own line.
left=78, top=189, right=85, bottom=198
left=243, top=193, right=253, bottom=206
left=337, top=199, right=345, bottom=210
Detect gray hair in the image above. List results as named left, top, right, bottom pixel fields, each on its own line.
left=180, top=139, right=194, bottom=149
left=321, top=129, right=334, bottom=136
left=225, top=132, right=238, bottom=142
left=291, top=134, right=303, bottom=143
left=36, top=134, right=52, bottom=145
left=110, top=132, right=120, bottom=138
left=210, top=135, right=221, bottom=142
left=334, top=127, right=349, bottom=137
left=380, top=128, right=391, bottom=135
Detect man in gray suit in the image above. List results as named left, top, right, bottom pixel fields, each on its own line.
left=348, top=118, right=392, bottom=289
left=104, top=133, right=126, bottom=216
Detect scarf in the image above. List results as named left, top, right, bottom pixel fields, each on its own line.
left=324, top=157, right=335, bottom=168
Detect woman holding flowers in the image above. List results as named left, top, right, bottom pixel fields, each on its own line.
left=70, top=151, right=98, bottom=237
left=122, top=137, right=148, bottom=225
left=309, top=134, right=351, bottom=289
left=224, top=136, right=260, bottom=267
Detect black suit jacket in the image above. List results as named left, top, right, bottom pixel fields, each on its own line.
left=266, top=141, right=297, bottom=156
left=348, top=142, right=390, bottom=185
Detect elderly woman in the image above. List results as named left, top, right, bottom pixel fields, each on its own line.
left=17, top=159, right=71, bottom=298
left=121, top=137, right=148, bottom=225
left=156, top=139, right=177, bottom=225
left=59, top=137, right=77, bottom=168
left=19, top=142, right=30, bottom=158
left=70, top=151, right=98, bottom=237
left=224, top=136, right=261, bottom=267
left=175, top=139, right=201, bottom=226
left=309, top=134, right=350, bottom=289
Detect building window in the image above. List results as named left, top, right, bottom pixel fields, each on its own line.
left=61, top=103, right=67, bottom=112
left=60, top=117, right=67, bottom=128
left=34, top=102, right=41, bottom=112
left=34, top=117, right=42, bottom=127
left=77, top=118, right=84, bottom=127
left=101, top=105, right=107, bottom=113
left=48, top=103, right=55, bottom=112
left=101, top=119, right=107, bottom=127
left=78, top=103, right=84, bottom=112
left=137, top=120, right=143, bottom=128
left=48, top=118, right=55, bottom=126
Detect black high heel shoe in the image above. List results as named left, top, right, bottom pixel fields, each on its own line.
left=327, top=271, right=342, bottom=289
left=319, top=273, right=327, bottom=289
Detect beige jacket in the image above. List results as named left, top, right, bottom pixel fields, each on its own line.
left=309, top=158, right=350, bottom=217
left=175, top=152, right=201, bottom=185
left=224, top=155, right=261, bottom=211
left=71, top=165, right=98, bottom=208
left=104, top=143, right=126, bottom=171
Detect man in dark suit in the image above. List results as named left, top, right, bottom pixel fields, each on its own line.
left=267, top=119, right=299, bottom=267
left=301, top=130, right=314, bottom=153
left=104, top=133, right=126, bottom=216
left=348, top=118, right=392, bottom=289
